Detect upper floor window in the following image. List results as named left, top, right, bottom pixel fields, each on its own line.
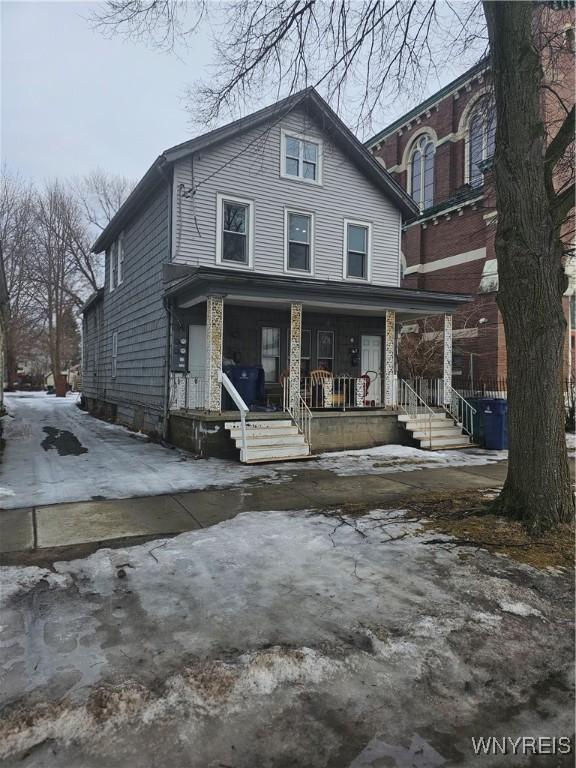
left=109, top=233, right=124, bottom=291
left=285, top=210, right=313, bottom=272
left=344, top=219, right=371, bottom=281
left=409, top=135, right=435, bottom=210
left=468, top=99, right=496, bottom=187
left=216, top=193, right=254, bottom=268
left=281, top=130, right=322, bottom=184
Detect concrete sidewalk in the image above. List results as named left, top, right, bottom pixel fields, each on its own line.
left=0, top=460, right=510, bottom=561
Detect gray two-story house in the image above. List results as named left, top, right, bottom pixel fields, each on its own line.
left=82, top=88, right=472, bottom=462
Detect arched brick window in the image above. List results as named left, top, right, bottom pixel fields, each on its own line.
left=468, top=99, right=496, bottom=187
left=409, top=134, right=435, bottom=210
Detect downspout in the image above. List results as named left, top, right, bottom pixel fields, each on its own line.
left=157, top=159, right=173, bottom=442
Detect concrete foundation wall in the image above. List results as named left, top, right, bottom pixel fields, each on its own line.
left=168, top=409, right=414, bottom=458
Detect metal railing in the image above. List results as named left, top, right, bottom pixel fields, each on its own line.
left=444, top=382, right=476, bottom=437
left=404, top=377, right=444, bottom=407
left=283, top=381, right=313, bottom=446
left=397, top=378, right=436, bottom=445
left=169, top=369, right=207, bottom=410
left=297, top=374, right=382, bottom=410
left=219, top=370, right=249, bottom=461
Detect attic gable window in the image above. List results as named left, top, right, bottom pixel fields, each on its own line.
left=281, top=130, right=322, bottom=184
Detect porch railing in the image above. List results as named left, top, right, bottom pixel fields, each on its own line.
left=298, top=374, right=381, bottom=410
left=397, top=378, right=435, bottom=445
left=169, top=369, right=206, bottom=410
left=219, top=370, right=249, bottom=461
left=283, top=381, right=313, bottom=446
left=444, top=382, right=476, bottom=437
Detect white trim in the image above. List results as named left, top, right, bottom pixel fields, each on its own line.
left=403, top=195, right=484, bottom=230
left=111, top=331, right=118, bottom=379
left=462, top=91, right=494, bottom=185
left=404, top=247, right=486, bottom=276
left=284, top=208, right=315, bottom=275
left=342, top=218, right=373, bottom=282
left=280, top=128, right=323, bottom=186
left=215, top=193, right=255, bottom=269
left=401, top=127, right=439, bottom=175
left=117, top=232, right=124, bottom=285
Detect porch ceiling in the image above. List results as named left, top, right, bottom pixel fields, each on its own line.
left=165, top=266, right=472, bottom=318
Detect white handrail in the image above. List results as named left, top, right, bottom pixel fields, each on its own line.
left=283, top=381, right=313, bottom=446
left=444, top=382, right=476, bottom=437
left=397, top=378, right=436, bottom=446
left=219, top=371, right=249, bottom=461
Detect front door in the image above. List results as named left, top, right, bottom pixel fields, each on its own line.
left=188, top=325, right=207, bottom=408
left=361, top=335, right=382, bottom=406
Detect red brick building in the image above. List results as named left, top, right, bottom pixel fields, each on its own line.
left=367, top=15, right=575, bottom=382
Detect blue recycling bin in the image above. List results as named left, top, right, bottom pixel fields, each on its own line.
left=481, top=397, right=508, bottom=449
left=223, top=366, right=265, bottom=409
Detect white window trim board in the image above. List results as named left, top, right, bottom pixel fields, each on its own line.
left=215, top=192, right=255, bottom=269
left=403, top=247, right=486, bottom=275
left=342, top=218, right=373, bottom=282
left=280, top=128, right=323, bottom=186
left=284, top=208, right=315, bottom=275
left=117, top=232, right=124, bottom=285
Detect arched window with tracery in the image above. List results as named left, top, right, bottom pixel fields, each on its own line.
left=409, top=135, right=435, bottom=210
left=468, top=98, right=496, bottom=187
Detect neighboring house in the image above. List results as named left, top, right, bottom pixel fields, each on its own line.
left=367, top=9, right=575, bottom=382
left=82, top=88, right=472, bottom=462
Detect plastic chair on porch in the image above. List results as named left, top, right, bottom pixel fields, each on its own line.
left=310, top=369, right=341, bottom=408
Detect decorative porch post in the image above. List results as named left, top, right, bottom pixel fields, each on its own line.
left=443, top=313, right=453, bottom=405
left=288, top=303, right=302, bottom=409
left=384, top=310, right=396, bottom=406
left=205, top=295, right=224, bottom=411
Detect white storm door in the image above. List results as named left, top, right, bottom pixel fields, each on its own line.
left=188, top=325, right=207, bottom=408
left=360, top=335, right=382, bottom=405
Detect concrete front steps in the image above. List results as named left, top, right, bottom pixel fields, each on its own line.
left=225, top=420, right=311, bottom=463
left=398, top=412, right=474, bottom=450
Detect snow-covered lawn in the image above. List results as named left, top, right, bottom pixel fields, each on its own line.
left=0, top=393, right=512, bottom=510
left=0, top=508, right=572, bottom=767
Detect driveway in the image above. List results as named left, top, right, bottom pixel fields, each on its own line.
left=0, top=393, right=510, bottom=511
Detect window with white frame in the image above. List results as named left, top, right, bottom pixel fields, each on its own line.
left=262, top=327, right=281, bottom=382
left=344, top=220, right=371, bottom=280
left=109, top=242, right=117, bottom=291
left=317, top=330, right=334, bottom=372
left=409, top=134, right=435, bottom=209
left=216, top=194, right=253, bottom=266
left=111, top=331, right=118, bottom=378
left=117, top=233, right=124, bottom=285
left=301, top=329, right=311, bottom=377
left=281, top=131, right=322, bottom=183
left=468, top=99, right=496, bottom=187
left=286, top=211, right=313, bottom=272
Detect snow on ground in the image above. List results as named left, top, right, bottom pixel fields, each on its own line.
left=0, top=393, right=511, bottom=510
left=0, top=508, right=572, bottom=767
left=0, top=393, right=279, bottom=509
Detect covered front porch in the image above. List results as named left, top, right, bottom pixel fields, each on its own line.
left=165, top=267, right=470, bottom=459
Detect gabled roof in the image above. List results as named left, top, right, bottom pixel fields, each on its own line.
left=365, top=58, right=489, bottom=149
left=80, top=288, right=104, bottom=315
left=92, top=87, right=418, bottom=253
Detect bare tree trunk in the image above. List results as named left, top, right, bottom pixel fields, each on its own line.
left=484, top=1, right=573, bottom=532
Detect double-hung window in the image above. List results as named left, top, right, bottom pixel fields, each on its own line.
left=262, top=327, right=281, bottom=383
left=109, top=242, right=117, bottom=291
left=286, top=211, right=313, bottom=272
left=317, top=331, right=334, bottom=372
left=117, top=233, right=124, bottom=285
left=344, top=220, right=371, bottom=281
left=216, top=194, right=254, bottom=267
left=111, top=332, right=118, bottom=379
left=281, top=130, right=322, bottom=184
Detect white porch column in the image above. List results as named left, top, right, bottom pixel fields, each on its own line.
left=443, top=313, right=453, bottom=405
left=205, top=295, right=224, bottom=411
left=384, top=310, right=396, bottom=407
left=288, top=303, right=302, bottom=409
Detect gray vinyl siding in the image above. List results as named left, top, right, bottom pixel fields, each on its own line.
left=82, top=299, right=104, bottom=401
left=172, top=107, right=402, bottom=286
left=100, top=184, right=171, bottom=432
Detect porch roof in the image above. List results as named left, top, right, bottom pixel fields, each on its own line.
left=165, top=266, right=471, bottom=318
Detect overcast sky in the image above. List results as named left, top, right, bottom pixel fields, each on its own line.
left=2, top=1, right=478, bottom=186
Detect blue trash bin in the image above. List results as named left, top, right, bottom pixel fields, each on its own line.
left=482, top=397, right=508, bottom=450
left=223, top=366, right=265, bottom=409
